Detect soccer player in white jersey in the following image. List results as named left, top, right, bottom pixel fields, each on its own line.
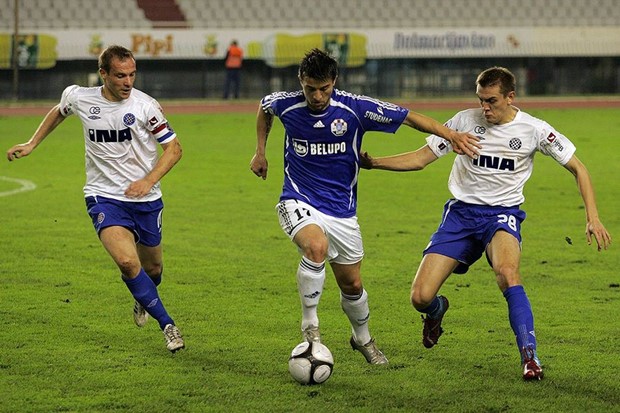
left=6, top=45, right=185, bottom=353
left=250, top=48, right=481, bottom=365
left=361, top=66, right=612, bottom=379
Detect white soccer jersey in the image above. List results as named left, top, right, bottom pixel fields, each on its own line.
left=59, top=85, right=176, bottom=202
left=426, top=107, right=576, bottom=207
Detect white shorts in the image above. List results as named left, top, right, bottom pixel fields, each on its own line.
left=275, top=199, right=364, bottom=265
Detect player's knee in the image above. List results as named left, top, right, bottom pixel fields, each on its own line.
left=339, top=279, right=363, bottom=296
left=302, top=240, right=328, bottom=263
left=410, top=287, right=433, bottom=311
left=115, top=257, right=141, bottom=278
left=494, top=264, right=521, bottom=291
left=143, top=262, right=163, bottom=278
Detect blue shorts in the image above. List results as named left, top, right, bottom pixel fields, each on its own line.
left=85, top=196, right=164, bottom=247
left=423, top=199, right=526, bottom=274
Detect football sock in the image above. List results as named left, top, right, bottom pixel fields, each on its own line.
left=503, top=285, right=538, bottom=360
left=297, top=256, right=325, bottom=330
left=123, top=268, right=174, bottom=330
left=341, top=289, right=371, bottom=346
left=419, top=295, right=446, bottom=319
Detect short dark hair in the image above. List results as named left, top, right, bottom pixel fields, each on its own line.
left=476, top=67, right=516, bottom=96
left=98, top=45, right=134, bottom=73
left=298, top=48, right=338, bottom=82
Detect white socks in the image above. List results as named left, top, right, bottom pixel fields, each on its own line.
left=297, top=256, right=325, bottom=330
left=341, top=289, right=371, bottom=345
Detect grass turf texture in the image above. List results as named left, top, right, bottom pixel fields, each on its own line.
left=0, top=108, right=618, bottom=412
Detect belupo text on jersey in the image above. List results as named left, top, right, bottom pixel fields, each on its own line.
left=293, top=139, right=347, bottom=157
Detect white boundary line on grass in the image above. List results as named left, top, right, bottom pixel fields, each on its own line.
left=0, top=176, right=36, bottom=197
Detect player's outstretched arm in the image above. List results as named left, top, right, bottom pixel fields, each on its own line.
left=250, top=104, right=273, bottom=180
left=402, top=111, right=481, bottom=159
left=563, top=155, right=612, bottom=251
left=361, top=145, right=438, bottom=171
left=6, top=105, right=65, bottom=161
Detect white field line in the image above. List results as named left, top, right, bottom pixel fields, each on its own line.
left=0, top=176, right=36, bottom=197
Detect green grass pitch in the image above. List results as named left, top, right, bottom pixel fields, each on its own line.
left=0, top=107, right=618, bottom=412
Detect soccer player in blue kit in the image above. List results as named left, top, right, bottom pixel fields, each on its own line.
left=361, top=66, right=612, bottom=378
left=250, top=48, right=481, bottom=364
left=6, top=45, right=185, bottom=353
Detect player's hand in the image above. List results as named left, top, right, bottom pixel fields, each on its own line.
left=585, top=219, right=612, bottom=251
left=359, top=151, right=373, bottom=169
left=250, top=154, right=268, bottom=180
left=124, top=179, right=153, bottom=199
left=449, top=132, right=481, bottom=159
left=6, top=143, right=33, bottom=161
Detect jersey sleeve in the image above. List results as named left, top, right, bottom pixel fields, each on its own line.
left=536, top=122, right=576, bottom=165
left=59, top=85, right=80, bottom=117
left=425, top=113, right=463, bottom=158
left=260, top=91, right=302, bottom=117
left=357, top=97, right=409, bottom=133
left=144, top=98, right=177, bottom=144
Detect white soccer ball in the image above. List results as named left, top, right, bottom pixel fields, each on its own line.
left=288, top=341, right=334, bottom=385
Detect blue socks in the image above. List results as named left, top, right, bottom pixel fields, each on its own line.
left=123, top=269, right=174, bottom=330
left=503, top=285, right=537, bottom=358
left=420, top=295, right=446, bottom=319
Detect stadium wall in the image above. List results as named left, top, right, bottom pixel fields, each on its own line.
left=1, top=56, right=619, bottom=101
left=1, top=27, right=619, bottom=100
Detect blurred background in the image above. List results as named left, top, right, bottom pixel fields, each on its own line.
left=1, top=0, right=619, bottom=100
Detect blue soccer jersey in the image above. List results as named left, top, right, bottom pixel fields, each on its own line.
left=262, top=89, right=409, bottom=218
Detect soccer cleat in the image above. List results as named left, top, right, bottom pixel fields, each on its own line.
left=163, top=324, right=185, bottom=353
left=350, top=336, right=389, bottom=365
left=302, top=325, right=321, bottom=343
left=133, top=300, right=149, bottom=327
left=421, top=295, right=449, bottom=349
left=521, top=347, right=544, bottom=381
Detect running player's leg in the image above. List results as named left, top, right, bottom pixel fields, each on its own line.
left=133, top=243, right=164, bottom=327
left=487, top=230, right=542, bottom=380
left=100, top=226, right=175, bottom=330
left=276, top=200, right=328, bottom=342
left=412, top=253, right=457, bottom=348
left=138, top=243, right=163, bottom=285
left=331, top=261, right=368, bottom=344
left=293, top=224, right=328, bottom=342
left=332, top=261, right=388, bottom=365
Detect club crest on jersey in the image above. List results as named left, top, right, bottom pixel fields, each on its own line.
left=123, top=113, right=136, bottom=126
left=331, top=119, right=347, bottom=136
left=292, top=139, right=309, bottom=157
left=509, top=138, right=522, bottom=150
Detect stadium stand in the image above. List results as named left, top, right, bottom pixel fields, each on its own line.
left=1, top=0, right=619, bottom=29
left=0, top=0, right=151, bottom=29
left=136, top=0, right=189, bottom=28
